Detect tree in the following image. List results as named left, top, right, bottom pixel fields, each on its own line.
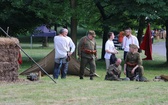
left=0, top=0, right=69, bottom=35
left=70, top=0, right=77, bottom=58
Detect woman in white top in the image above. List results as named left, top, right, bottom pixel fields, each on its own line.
left=104, top=32, right=119, bottom=71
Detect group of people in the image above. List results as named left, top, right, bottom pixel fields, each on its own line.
left=53, top=27, right=145, bottom=81
left=53, top=28, right=97, bottom=80
left=105, top=27, right=145, bottom=81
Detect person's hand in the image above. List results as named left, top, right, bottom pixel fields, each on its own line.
left=114, top=50, right=119, bottom=54
left=124, top=70, right=126, bottom=75
left=68, top=52, right=72, bottom=56
left=116, top=50, right=119, bottom=54
left=95, top=56, right=98, bottom=60
left=131, top=69, right=135, bottom=74
left=78, top=55, right=81, bottom=58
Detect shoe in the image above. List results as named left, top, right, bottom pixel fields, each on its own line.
left=80, top=77, right=83, bottom=79
left=54, top=77, right=58, bottom=79
left=90, top=76, right=93, bottom=80
left=61, top=77, right=66, bottom=79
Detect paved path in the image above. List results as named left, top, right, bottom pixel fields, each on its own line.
left=152, top=41, right=166, bottom=57
left=98, top=41, right=166, bottom=57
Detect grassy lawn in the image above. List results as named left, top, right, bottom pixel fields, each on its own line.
left=0, top=39, right=168, bottom=105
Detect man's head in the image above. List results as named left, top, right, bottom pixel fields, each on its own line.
left=59, top=28, right=68, bottom=36
left=87, top=30, right=96, bottom=40
left=107, top=32, right=114, bottom=39
left=124, top=27, right=132, bottom=37
left=115, top=58, right=122, bottom=66
left=129, top=44, right=138, bottom=52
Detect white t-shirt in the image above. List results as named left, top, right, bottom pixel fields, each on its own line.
left=122, top=35, right=139, bottom=52
left=54, top=35, right=75, bottom=59
left=104, top=40, right=116, bottom=59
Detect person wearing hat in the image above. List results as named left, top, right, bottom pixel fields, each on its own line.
left=123, top=44, right=144, bottom=81
left=122, top=27, right=139, bottom=60
left=78, top=30, right=97, bottom=80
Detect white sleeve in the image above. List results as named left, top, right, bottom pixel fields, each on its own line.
left=69, top=37, right=76, bottom=53
left=54, top=36, right=57, bottom=49
left=122, top=36, right=126, bottom=49
left=134, top=36, right=139, bottom=48
left=105, top=41, right=109, bottom=50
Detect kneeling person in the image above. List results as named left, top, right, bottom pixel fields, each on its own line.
left=105, top=58, right=122, bottom=81
left=124, top=44, right=144, bottom=81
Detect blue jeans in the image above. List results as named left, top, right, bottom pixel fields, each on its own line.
left=53, top=58, right=69, bottom=79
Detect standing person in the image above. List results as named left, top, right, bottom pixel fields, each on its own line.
left=104, top=32, right=118, bottom=72
left=122, top=27, right=139, bottom=60
left=124, top=44, right=144, bottom=81
left=53, top=28, right=75, bottom=79
left=78, top=30, right=97, bottom=80
left=118, top=31, right=124, bottom=43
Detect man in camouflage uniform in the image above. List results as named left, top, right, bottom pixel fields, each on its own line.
left=105, top=58, right=122, bottom=81
left=78, top=30, right=97, bottom=80
left=124, top=44, right=144, bottom=81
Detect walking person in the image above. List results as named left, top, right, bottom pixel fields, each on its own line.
left=78, top=30, right=97, bottom=80
left=122, top=27, right=139, bottom=60
left=104, top=32, right=118, bottom=72
left=53, top=28, right=75, bottom=79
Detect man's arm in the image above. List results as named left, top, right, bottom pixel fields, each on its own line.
left=77, top=37, right=83, bottom=57
left=124, top=64, right=127, bottom=75
left=134, top=36, right=139, bottom=48
left=69, top=38, right=75, bottom=53
left=122, top=36, right=126, bottom=49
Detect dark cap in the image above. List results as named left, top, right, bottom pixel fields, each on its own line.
left=129, top=44, right=138, bottom=49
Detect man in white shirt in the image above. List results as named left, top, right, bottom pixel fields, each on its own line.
left=104, top=32, right=118, bottom=71
left=53, top=28, right=75, bottom=79
left=122, top=27, right=139, bottom=60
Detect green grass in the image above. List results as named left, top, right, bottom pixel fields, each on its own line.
left=0, top=39, right=168, bottom=105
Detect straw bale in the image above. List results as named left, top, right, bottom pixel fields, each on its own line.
left=0, top=37, right=19, bottom=45
left=0, top=37, right=20, bottom=82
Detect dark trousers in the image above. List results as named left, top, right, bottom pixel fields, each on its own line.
left=126, top=66, right=143, bottom=80
left=79, top=57, right=96, bottom=77
left=123, top=51, right=128, bottom=60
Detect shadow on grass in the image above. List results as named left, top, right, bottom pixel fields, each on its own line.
left=143, top=59, right=168, bottom=71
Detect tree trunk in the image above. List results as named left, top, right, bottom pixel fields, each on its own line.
left=101, top=25, right=110, bottom=59
left=94, top=1, right=110, bottom=59
left=165, top=20, right=168, bottom=63
left=70, top=0, right=77, bottom=58
left=137, top=16, right=146, bottom=52
left=54, top=24, right=58, bottom=34
left=42, top=37, right=49, bottom=47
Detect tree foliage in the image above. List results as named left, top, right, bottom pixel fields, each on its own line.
left=1, top=0, right=168, bottom=61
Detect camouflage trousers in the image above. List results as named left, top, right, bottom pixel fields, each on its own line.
left=126, top=65, right=144, bottom=81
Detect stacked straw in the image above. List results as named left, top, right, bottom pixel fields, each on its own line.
left=0, top=37, right=20, bottom=81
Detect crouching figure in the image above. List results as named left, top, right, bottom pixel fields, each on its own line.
left=105, top=58, right=122, bottom=81
left=124, top=44, right=147, bottom=81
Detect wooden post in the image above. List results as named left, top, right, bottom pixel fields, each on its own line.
left=38, top=71, right=41, bottom=80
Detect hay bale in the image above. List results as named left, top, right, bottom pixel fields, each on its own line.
left=0, top=37, right=20, bottom=82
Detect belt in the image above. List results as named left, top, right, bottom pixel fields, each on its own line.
left=126, top=62, right=137, bottom=67
left=83, top=49, right=97, bottom=54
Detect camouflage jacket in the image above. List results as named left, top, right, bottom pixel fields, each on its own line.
left=78, top=36, right=97, bottom=59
